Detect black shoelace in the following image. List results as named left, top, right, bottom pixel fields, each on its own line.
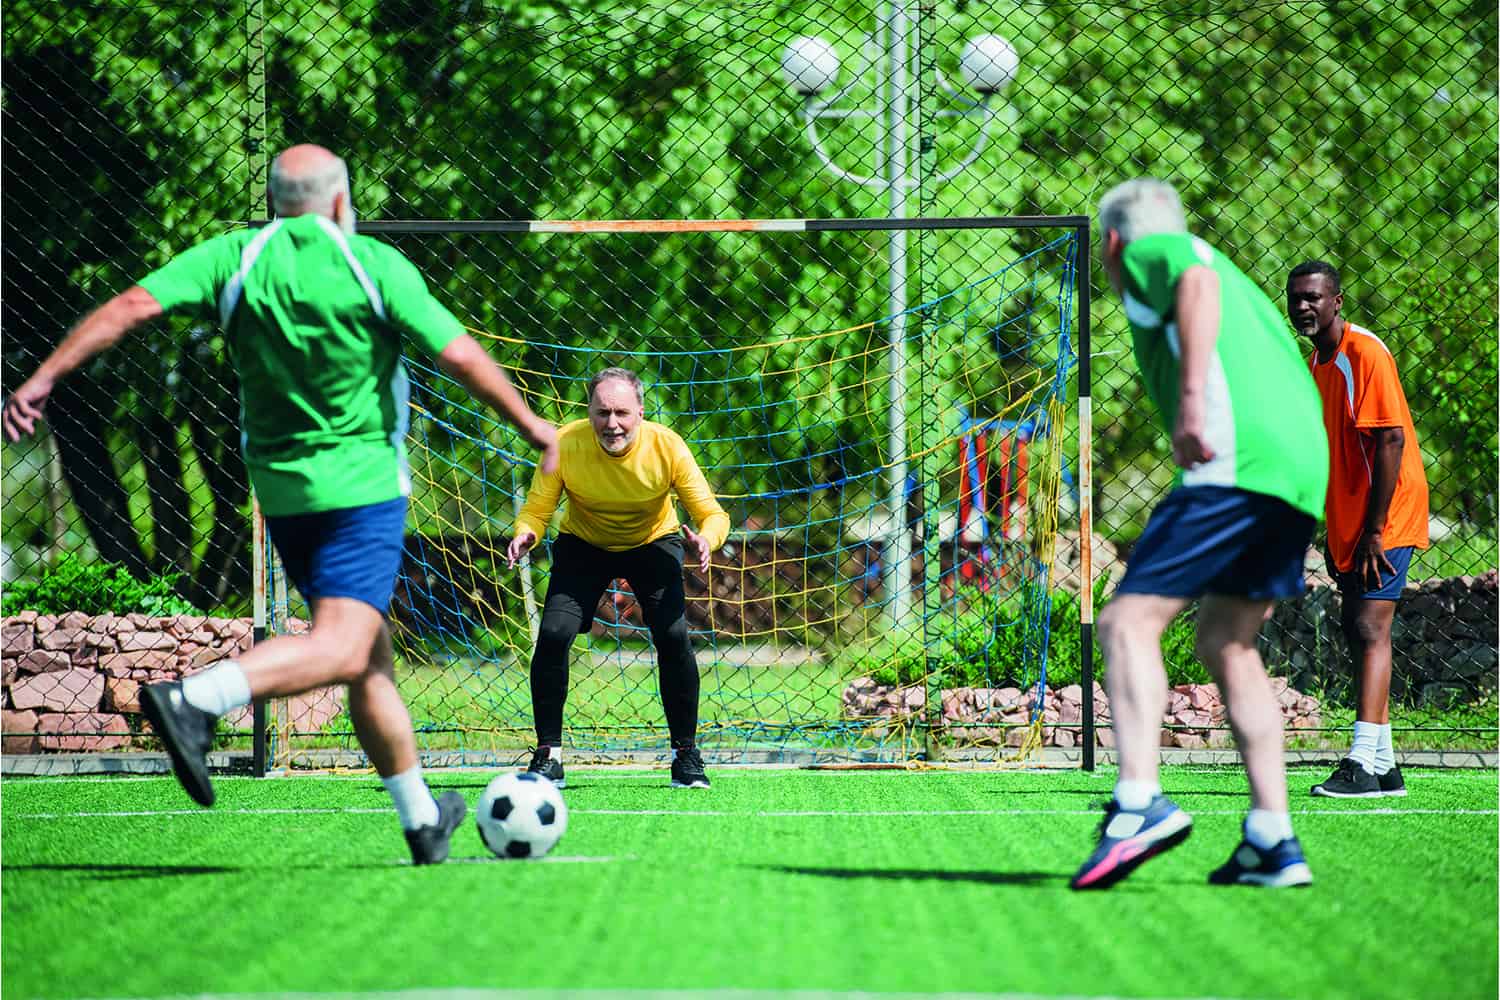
left=1332, top=758, right=1361, bottom=782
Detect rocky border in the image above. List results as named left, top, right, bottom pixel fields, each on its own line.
left=842, top=676, right=1322, bottom=748
left=2, top=613, right=340, bottom=752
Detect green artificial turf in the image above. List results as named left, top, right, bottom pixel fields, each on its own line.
left=3, top=767, right=1495, bottom=1000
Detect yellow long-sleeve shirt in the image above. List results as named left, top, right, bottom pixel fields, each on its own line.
left=513, top=419, right=730, bottom=552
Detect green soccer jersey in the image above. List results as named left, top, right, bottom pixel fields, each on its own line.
left=1120, top=232, right=1327, bottom=519
left=138, top=214, right=465, bottom=517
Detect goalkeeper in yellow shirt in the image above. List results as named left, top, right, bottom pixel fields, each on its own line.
left=508, top=367, right=730, bottom=788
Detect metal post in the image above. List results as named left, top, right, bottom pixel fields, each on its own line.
left=882, top=0, right=912, bottom=629
left=247, top=0, right=269, bottom=778
left=1075, top=223, right=1096, bottom=771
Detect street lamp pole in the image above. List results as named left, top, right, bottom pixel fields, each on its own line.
left=781, top=10, right=1016, bottom=627
left=882, top=0, right=913, bottom=627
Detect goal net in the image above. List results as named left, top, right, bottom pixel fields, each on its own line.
left=262, top=216, right=1089, bottom=767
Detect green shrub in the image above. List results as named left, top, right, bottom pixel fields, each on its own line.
left=1, top=554, right=200, bottom=617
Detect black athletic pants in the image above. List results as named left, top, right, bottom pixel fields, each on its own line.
left=530, top=532, right=699, bottom=748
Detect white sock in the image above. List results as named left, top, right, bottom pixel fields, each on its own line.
left=1113, top=778, right=1160, bottom=811
left=382, top=766, right=440, bottom=831
left=1244, top=809, right=1294, bottom=849
left=1348, top=721, right=1380, bottom=772
left=548, top=745, right=562, bottom=762
left=181, top=660, right=251, bottom=717
left=1373, top=724, right=1396, bottom=775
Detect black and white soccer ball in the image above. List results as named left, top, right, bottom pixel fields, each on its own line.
left=475, top=772, right=567, bottom=860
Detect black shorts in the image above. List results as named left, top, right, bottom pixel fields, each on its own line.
left=542, top=532, right=686, bottom=632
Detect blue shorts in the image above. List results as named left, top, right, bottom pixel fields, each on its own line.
left=1116, top=486, right=1315, bottom=600
left=266, top=497, right=408, bottom=613
left=1336, top=546, right=1415, bottom=601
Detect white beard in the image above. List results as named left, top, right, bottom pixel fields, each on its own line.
left=338, top=202, right=357, bottom=235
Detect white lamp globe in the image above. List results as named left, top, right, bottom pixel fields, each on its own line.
left=960, top=34, right=1018, bottom=94
left=782, top=36, right=840, bottom=96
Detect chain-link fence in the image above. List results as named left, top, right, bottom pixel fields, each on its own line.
left=3, top=1, right=1495, bottom=764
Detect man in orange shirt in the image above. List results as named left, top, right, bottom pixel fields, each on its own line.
left=1288, top=261, right=1430, bottom=798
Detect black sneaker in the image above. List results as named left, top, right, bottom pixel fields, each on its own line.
left=1208, top=831, right=1313, bottom=888
left=404, top=790, right=467, bottom=866
left=1310, top=758, right=1381, bottom=798
left=1070, top=794, right=1193, bottom=890
left=526, top=746, right=565, bottom=788
left=670, top=746, right=710, bottom=789
left=1377, top=765, right=1408, bottom=797
left=139, top=682, right=217, bottom=807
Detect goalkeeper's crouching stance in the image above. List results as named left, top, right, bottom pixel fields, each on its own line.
left=507, top=367, right=729, bottom=789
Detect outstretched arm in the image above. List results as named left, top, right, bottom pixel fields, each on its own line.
left=672, top=438, right=730, bottom=572
left=3, top=285, right=163, bottom=442
left=437, top=333, right=558, bottom=474
left=509, top=456, right=566, bottom=568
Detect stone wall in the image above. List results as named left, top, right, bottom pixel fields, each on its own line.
left=842, top=677, right=1322, bottom=748
left=1263, top=571, right=1498, bottom=706
left=1, top=613, right=340, bottom=752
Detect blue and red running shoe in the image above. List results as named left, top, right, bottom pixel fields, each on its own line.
left=1070, top=795, right=1193, bottom=890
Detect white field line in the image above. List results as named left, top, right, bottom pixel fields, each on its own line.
left=72, top=990, right=1283, bottom=1000
left=6, top=766, right=1490, bottom=785
left=7, top=806, right=1495, bottom=821
left=441, top=855, right=625, bottom=865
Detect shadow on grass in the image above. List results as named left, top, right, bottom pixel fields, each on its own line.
left=761, top=864, right=1064, bottom=886
left=4, top=862, right=239, bottom=880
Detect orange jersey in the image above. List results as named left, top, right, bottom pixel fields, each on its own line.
left=1309, top=321, right=1429, bottom=572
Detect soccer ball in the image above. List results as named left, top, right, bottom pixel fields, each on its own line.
left=475, top=772, right=567, bottom=860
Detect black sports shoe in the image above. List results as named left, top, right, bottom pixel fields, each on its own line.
left=670, top=746, right=710, bottom=789
left=1377, top=765, right=1408, bottom=797
left=526, top=746, right=565, bottom=788
left=1208, top=830, right=1314, bottom=888
left=1310, top=758, right=1381, bottom=798
left=404, top=790, right=468, bottom=866
left=139, top=682, right=217, bottom=807
left=1069, top=795, right=1193, bottom=890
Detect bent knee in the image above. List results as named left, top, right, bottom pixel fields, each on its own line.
left=652, top=616, right=691, bottom=649
left=1347, top=620, right=1392, bottom=647
left=536, top=619, right=582, bottom=650
left=1097, top=601, right=1161, bottom=648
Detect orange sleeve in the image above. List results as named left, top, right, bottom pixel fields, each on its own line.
left=1352, top=345, right=1411, bottom=430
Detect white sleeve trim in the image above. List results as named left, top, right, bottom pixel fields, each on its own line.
left=315, top=217, right=386, bottom=320
left=218, top=220, right=284, bottom=328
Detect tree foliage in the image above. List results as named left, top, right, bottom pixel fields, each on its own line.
left=2, top=0, right=1495, bottom=591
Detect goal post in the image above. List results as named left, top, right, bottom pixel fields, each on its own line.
left=255, top=214, right=1094, bottom=769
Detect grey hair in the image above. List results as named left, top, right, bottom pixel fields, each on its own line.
left=587, top=367, right=644, bottom=406
left=270, top=156, right=350, bottom=216
left=1096, top=177, right=1187, bottom=246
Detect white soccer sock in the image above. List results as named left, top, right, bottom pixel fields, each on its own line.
left=180, top=660, right=251, bottom=717
left=548, top=745, right=562, bottom=762
left=382, top=766, right=440, bottom=831
left=1348, top=721, right=1380, bottom=772
left=1244, top=809, right=1295, bottom=849
left=1113, top=779, right=1160, bottom=811
left=1373, top=723, right=1396, bottom=775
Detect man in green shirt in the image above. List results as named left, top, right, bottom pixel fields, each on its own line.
left=1070, top=178, right=1327, bottom=891
left=2, top=144, right=558, bottom=865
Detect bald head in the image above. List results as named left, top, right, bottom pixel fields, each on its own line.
left=270, top=144, right=353, bottom=229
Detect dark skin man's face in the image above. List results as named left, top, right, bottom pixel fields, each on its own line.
left=1287, top=273, right=1343, bottom=341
